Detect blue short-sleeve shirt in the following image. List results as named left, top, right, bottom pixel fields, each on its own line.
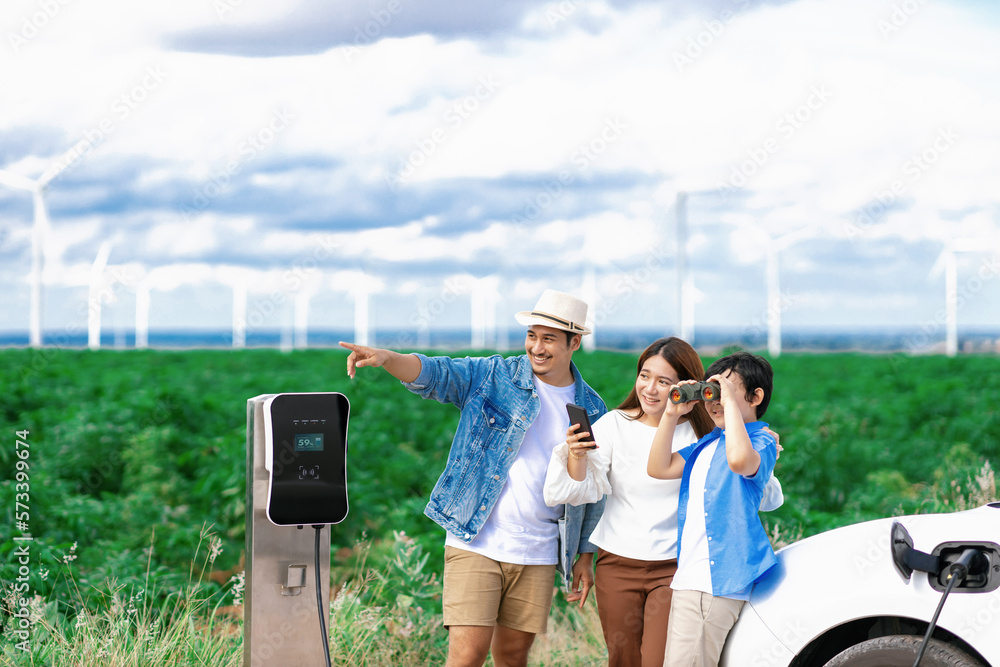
left=676, top=421, right=778, bottom=597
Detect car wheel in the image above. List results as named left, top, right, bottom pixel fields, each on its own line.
left=822, top=635, right=984, bottom=667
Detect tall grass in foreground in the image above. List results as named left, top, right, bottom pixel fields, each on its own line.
left=1, top=528, right=607, bottom=666
left=1, top=525, right=242, bottom=667
left=2, top=464, right=995, bottom=667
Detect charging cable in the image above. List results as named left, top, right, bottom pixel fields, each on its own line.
left=314, top=525, right=332, bottom=667
left=912, top=548, right=984, bottom=667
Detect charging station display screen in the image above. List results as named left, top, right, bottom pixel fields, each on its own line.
left=294, top=433, right=324, bottom=452
left=264, top=392, right=350, bottom=526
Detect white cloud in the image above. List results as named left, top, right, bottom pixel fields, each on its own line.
left=1, top=0, right=998, bottom=340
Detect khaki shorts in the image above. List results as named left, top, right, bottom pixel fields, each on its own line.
left=443, top=546, right=557, bottom=634
left=664, top=589, right=745, bottom=667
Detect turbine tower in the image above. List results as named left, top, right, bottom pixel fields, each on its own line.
left=88, top=242, right=114, bottom=350
left=136, top=281, right=151, bottom=349
left=673, top=190, right=715, bottom=344
left=728, top=217, right=815, bottom=357
left=354, top=286, right=370, bottom=347
left=578, top=265, right=597, bottom=352
left=929, top=238, right=982, bottom=357
left=759, top=226, right=813, bottom=357
left=294, top=287, right=316, bottom=350
left=0, top=144, right=88, bottom=347
left=471, top=276, right=499, bottom=351
left=352, top=271, right=381, bottom=348
left=675, top=192, right=692, bottom=342
left=292, top=268, right=323, bottom=351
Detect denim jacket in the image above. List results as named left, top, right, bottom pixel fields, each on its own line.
left=403, top=352, right=607, bottom=584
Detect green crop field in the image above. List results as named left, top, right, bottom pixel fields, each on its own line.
left=1, top=347, right=998, bottom=665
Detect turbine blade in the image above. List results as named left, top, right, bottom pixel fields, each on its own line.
left=92, top=241, right=113, bottom=273
left=773, top=225, right=814, bottom=251
left=927, top=248, right=950, bottom=280
left=33, top=191, right=51, bottom=232
left=951, top=238, right=983, bottom=253
left=37, top=139, right=90, bottom=188
left=0, top=169, right=37, bottom=192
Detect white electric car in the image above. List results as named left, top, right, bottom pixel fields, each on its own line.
left=720, top=502, right=1000, bottom=667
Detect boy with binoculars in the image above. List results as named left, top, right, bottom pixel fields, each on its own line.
left=647, top=351, right=779, bottom=667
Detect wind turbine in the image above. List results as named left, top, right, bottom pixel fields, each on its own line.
left=471, top=276, right=499, bottom=350
left=294, top=285, right=318, bottom=350
left=136, top=280, right=151, bottom=349
left=354, top=286, right=370, bottom=347
left=761, top=229, right=812, bottom=358
left=415, top=288, right=432, bottom=349
left=279, top=302, right=294, bottom=353
left=495, top=284, right=509, bottom=352
left=673, top=190, right=714, bottom=344
left=0, top=143, right=89, bottom=347
left=730, top=221, right=814, bottom=357
left=291, top=266, right=326, bottom=350
left=217, top=265, right=273, bottom=349
left=929, top=238, right=982, bottom=357
left=581, top=265, right=598, bottom=352
left=351, top=271, right=384, bottom=348
left=675, top=192, right=691, bottom=341
left=232, top=283, right=248, bottom=349
left=88, top=242, right=114, bottom=350
left=139, top=263, right=223, bottom=348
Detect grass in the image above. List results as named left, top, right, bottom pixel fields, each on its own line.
left=2, top=348, right=999, bottom=664
left=1, top=527, right=614, bottom=666
left=2, top=460, right=994, bottom=665
left=2, top=525, right=242, bottom=667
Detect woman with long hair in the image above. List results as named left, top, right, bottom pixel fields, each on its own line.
left=544, top=337, right=782, bottom=667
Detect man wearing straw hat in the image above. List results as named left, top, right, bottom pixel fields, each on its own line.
left=340, top=289, right=606, bottom=667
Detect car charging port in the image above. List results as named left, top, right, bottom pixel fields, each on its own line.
left=929, top=541, right=999, bottom=593
left=913, top=545, right=994, bottom=667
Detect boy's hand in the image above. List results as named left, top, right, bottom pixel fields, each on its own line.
left=649, top=388, right=689, bottom=480
left=709, top=372, right=739, bottom=408
left=662, top=380, right=697, bottom=421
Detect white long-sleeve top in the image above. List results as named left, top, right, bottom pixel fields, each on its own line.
left=543, top=409, right=784, bottom=562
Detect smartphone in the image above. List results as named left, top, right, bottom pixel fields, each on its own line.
left=565, top=403, right=598, bottom=449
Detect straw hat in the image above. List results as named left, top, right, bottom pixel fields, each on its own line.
left=514, top=289, right=592, bottom=335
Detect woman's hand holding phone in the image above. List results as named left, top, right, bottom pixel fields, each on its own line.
left=566, top=422, right=597, bottom=452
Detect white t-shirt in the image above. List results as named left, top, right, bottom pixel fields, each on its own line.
left=589, top=412, right=697, bottom=560
left=445, top=375, right=574, bottom=565
left=543, top=409, right=698, bottom=561
left=670, top=439, right=717, bottom=593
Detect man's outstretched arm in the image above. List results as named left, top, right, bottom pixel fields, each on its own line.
left=339, top=341, right=422, bottom=383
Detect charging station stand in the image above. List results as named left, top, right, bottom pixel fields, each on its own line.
left=244, top=393, right=349, bottom=667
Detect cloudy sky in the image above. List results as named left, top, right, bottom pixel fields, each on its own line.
left=1, top=0, right=998, bottom=349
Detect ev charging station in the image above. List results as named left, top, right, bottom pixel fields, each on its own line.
left=245, top=392, right=350, bottom=667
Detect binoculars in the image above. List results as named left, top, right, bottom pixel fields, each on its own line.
left=669, top=381, right=721, bottom=404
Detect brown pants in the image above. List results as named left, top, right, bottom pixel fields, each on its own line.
left=595, top=549, right=678, bottom=667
